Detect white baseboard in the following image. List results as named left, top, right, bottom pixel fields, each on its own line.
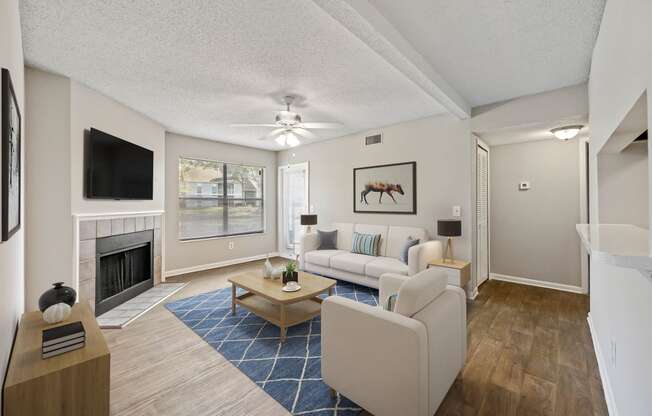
left=467, top=286, right=479, bottom=300
left=489, top=273, right=585, bottom=294
left=587, top=313, right=618, bottom=416
left=165, top=252, right=280, bottom=278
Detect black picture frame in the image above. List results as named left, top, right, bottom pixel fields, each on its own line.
left=353, top=161, right=417, bottom=214
left=1, top=68, right=21, bottom=241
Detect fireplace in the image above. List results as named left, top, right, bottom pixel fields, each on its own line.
left=95, top=229, right=154, bottom=316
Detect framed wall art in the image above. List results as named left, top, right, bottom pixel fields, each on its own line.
left=353, top=161, right=416, bottom=214
left=2, top=68, right=21, bottom=241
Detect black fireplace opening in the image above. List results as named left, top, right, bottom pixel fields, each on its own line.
left=95, top=229, right=154, bottom=316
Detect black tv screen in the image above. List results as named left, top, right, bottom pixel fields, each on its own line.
left=85, top=128, right=154, bottom=200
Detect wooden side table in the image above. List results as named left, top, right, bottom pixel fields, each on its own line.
left=3, top=302, right=110, bottom=416
left=427, top=259, right=471, bottom=289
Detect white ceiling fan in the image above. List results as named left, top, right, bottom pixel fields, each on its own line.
left=230, top=96, right=342, bottom=147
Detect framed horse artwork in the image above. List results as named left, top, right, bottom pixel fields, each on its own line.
left=353, top=161, right=416, bottom=214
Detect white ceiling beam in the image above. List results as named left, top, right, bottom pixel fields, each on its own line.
left=312, top=0, right=471, bottom=119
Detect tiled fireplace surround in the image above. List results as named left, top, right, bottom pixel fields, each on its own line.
left=77, top=213, right=163, bottom=313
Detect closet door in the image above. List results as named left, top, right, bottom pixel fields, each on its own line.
left=476, top=144, right=490, bottom=286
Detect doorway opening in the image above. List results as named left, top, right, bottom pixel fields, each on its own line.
left=278, top=162, right=310, bottom=259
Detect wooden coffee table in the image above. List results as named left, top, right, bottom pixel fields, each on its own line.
left=228, top=271, right=336, bottom=342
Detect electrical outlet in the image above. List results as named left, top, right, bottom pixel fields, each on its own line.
left=228, top=241, right=234, bottom=250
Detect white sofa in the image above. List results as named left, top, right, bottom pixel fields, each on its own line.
left=299, top=223, right=442, bottom=289
left=321, top=269, right=467, bottom=416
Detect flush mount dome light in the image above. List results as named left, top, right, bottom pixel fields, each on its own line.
left=551, top=125, right=584, bottom=141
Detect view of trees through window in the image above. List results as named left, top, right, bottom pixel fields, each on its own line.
left=178, top=157, right=264, bottom=240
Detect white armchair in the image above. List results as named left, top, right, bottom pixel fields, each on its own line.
left=321, top=269, right=467, bottom=416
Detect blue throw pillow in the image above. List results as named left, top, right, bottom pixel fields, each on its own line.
left=317, top=230, right=338, bottom=250
left=351, top=232, right=381, bottom=256
left=399, top=237, right=420, bottom=264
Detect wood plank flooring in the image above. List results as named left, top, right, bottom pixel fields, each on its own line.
left=436, top=280, right=608, bottom=416
left=103, top=262, right=608, bottom=416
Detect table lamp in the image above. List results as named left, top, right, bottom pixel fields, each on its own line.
left=437, top=219, right=461, bottom=263
left=300, top=214, right=317, bottom=233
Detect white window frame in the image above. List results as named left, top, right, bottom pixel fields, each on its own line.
left=178, top=156, right=266, bottom=241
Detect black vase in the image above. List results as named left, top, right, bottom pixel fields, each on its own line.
left=282, top=271, right=299, bottom=284
left=38, top=282, right=77, bottom=312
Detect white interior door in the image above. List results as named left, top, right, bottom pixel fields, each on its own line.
left=278, top=163, right=309, bottom=259
left=476, top=144, right=490, bottom=286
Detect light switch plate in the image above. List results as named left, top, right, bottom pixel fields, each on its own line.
left=452, top=205, right=461, bottom=217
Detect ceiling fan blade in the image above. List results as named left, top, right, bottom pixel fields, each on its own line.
left=229, top=123, right=279, bottom=128
left=292, top=128, right=317, bottom=139
left=299, top=122, right=342, bottom=129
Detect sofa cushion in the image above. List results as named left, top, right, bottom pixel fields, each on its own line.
left=317, top=230, right=338, bottom=250
left=386, top=226, right=428, bottom=259
left=365, top=257, right=409, bottom=278
left=330, top=252, right=377, bottom=275
left=332, top=223, right=354, bottom=251
left=354, top=224, right=389, bottom=256
left=303, top=250, right=346, bottom=268
left=351, top=232, right=381, bottom=256
left=394, top=268, right=447, bottom=317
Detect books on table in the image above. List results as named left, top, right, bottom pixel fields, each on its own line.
left=41, top=321, right=86, bottom=359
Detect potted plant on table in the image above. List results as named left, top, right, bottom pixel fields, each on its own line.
left=282, top=260, right=298, bottom=284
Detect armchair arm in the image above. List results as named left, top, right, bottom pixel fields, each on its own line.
left=407, top=240, right=443, bottom=275
left=379, top=273, right=409, bottom=308
left=322, top=296, right=429, bottom=416
left=298, top=232, right=319, bottom=270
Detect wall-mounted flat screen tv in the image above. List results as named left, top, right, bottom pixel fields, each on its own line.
left=85, top=128, right=153, bottom=200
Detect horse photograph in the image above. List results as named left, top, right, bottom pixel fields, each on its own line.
left=353, top=162, right=416, bottom=214
left=360, top=182, right=404, bottom=205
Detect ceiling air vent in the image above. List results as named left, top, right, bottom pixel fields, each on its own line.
left=364, top=133, right=382, bottom=147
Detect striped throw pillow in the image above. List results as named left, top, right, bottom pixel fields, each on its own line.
left=351, top=232, right=381, bottom=256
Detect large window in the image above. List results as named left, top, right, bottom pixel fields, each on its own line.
left=178, top=157, right=264, bottom=240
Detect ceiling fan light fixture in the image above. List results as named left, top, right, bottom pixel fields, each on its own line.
left=286, top=133, right=300, bottom=147
left=551, top=125, right=584, bottom=141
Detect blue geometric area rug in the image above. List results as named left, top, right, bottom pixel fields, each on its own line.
left=165, top=280, right=378, bottom=415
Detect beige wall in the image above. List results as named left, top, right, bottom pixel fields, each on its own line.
left=70, top=81, right=165, bottom=214
left=0, top=0, right=24, bottom=394
left=25, top=68, right=72, bottom=312
left=490, top=139, right=581, bottom=287
left=24, top=68, right=166, bottom=310
left=598, top=141, right=648, bottom=228
left=165, top=132, right=277, bottom=273
left=277, top=114, right=473, bottom=269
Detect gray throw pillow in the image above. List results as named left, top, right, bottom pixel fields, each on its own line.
left=399, top=237, right=420, bottom=264
left=317, top=230, right=338, bottom=250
